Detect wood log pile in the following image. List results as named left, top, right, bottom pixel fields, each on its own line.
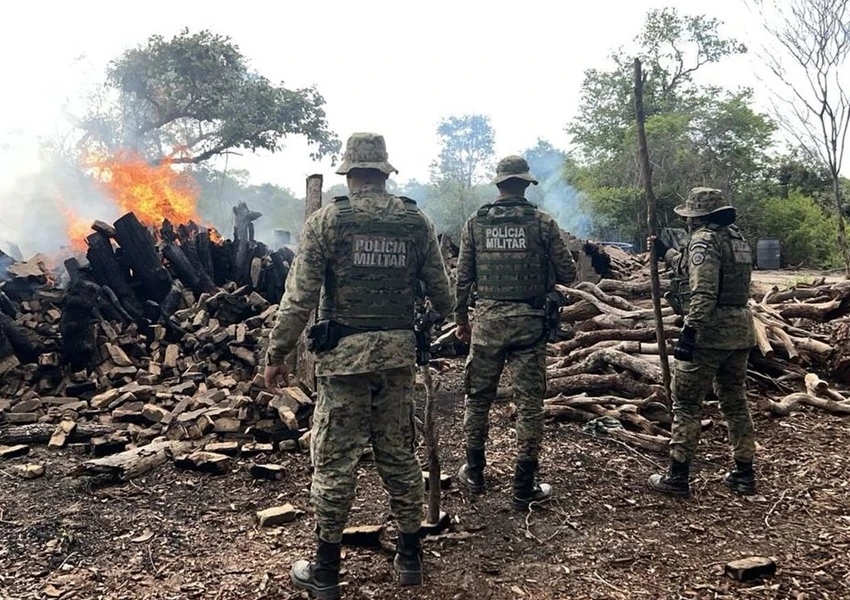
left=535, top=276, right=850, bottom=450
left=0, top=206, right=316, bottom=477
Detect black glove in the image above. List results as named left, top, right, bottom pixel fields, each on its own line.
left=673, top=325, right=696, bottom=362
left=651, top=237, right=669, bottom=261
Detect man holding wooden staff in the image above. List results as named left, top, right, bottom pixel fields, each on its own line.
left=648, top=187, right=757, bottom=497
left=454, top=155, right=576, bottom=509
left=264, top=132, right=453, bottom=599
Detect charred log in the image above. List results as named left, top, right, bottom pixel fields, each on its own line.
left=86, top=231, right=144, bottom=320
left=113, top=212, right=173, bottom=303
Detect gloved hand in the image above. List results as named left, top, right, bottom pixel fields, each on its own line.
left=647, top=235, right=669, bottom=261
left=674, top=325, right=696, bottom=362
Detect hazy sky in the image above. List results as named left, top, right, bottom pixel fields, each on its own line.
left=0, top=0, right=786, bottom=199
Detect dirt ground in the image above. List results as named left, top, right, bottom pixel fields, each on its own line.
left=2, top=358, right=850, bottom=600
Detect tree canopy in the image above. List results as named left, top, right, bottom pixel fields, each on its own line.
left=76, top=29, right=340, bottom=165
left=566, top=7, right=774, bottom=245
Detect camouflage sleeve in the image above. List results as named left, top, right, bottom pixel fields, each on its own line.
left=685, top=231, right=720, bottom=332
left=419, top=214, right=453, bottom=320
left=544, top=216, right=577, bottom=285
left=453, top=218, right=476, bottom=325
left=266, top=218, right=327, bottom=365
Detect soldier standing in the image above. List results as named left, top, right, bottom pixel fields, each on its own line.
left=454, top=155, right=577, bottom=510
left=264, top=132, right=453, bottom=599
left=648, top=187, right=757, bottom=497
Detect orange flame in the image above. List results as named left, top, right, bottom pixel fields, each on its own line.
left=58, top=200, right=91, bottom=253
left=89, top=150, right=200, bottom=228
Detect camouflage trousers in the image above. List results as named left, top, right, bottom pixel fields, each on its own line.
left=311, top=366, right=423, bottom=543
left=670, top=347, right=756, bottom=463
left=463, top=316, right=547, bottom=463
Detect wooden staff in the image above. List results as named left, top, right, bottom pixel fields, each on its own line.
left=633, top=58, right=672, bottom=407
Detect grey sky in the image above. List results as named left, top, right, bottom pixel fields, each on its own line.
left=0, top=0, right=781, bottom=198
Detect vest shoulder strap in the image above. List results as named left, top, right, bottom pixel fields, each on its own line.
left=334, top=195, right=352, bottom=212
left=476, top=203, right=494, bottom=217
left=397, top=195, right=421, bottom=219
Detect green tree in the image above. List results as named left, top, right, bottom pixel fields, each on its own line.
left=756, top=191, right=841, bottom=268
left=565, top=8, right=773, bottom=246
left=749, top=0, right=850, bottom=275
left=75, top=29, right=340, bottom=165
left=429, top=114, right=496, bottom=235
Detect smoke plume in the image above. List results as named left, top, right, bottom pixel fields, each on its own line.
left=523, top=141, right=592, bottom=238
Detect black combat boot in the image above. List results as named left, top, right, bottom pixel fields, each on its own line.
left=457, top=447, right=486, bottom=494
left=393, top=532, right=423, bottom=587
left=290, top=537, right=341, bottom=600
left=512, top=458, right=552, bottom=510
left=723, top=460, right=756, bottom=495
left=647, top=459, right=690, bottom=497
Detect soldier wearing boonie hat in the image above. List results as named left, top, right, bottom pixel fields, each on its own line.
left=266, top=132, right=453, bottom=597
left=648, top=187, right=757, bottom=498
left=454, top=155, right=577, bottom=510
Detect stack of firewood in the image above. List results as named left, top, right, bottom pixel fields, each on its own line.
left=0, top=203, right=318, bottom=479
left=533, top=277, right=850, bottom=450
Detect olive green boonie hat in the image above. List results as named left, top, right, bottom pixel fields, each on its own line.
left=335, top=132, right=398, bottom=176
left=674, top=187, right=734, bottom=218
left=491, top=155, right=539, bottom=186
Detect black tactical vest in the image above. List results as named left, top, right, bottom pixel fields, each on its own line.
left=319, top=195, right=423, bottom=330
left=472, top=199, right=547, bottom=302
left=717, top=226, right=752, bottom=306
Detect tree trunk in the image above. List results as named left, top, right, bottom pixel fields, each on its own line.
left=833, top=174, right=850, bottom=278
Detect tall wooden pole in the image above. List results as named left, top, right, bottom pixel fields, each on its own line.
left=294, top=174, right=323, bottom=393
left=634, top=58, right=672, bottom=407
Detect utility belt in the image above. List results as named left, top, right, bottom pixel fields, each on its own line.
left=306, top=320, right=392, bottom=353
left=477, top=292, right=563, bottom=345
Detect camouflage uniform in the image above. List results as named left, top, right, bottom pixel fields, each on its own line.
left=649, top=187, right=757, bottom=497
left=455, top=156, right=576, bottom=507
left=267, top=133, right=452, bottom=596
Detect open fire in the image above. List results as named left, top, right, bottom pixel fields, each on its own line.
left=61, top=150, right=209, bottom=250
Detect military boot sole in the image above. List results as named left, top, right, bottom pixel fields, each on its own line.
left=722, top=475, right=756, bottom=496
left=647, top=473, right=690, bottom=497
left=512, top=483, right=553, bottom=511
left=290, top=561, right=341, bottom=600
left=393, top=555, right=423, bottom=587
left=457, top=464, right=486, bottom=494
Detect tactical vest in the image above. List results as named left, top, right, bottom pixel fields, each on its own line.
left=717, top=226, right=751, bottom=306
left=319, top=195, right=422, bottom=331
left=472, top=199, right=547, bottom=303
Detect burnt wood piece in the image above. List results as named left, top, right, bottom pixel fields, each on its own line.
left=113, top=212, right=173, bottom=303
left=0, top=291, right=15, bottom=317
left=233, top=202, right=263, bottom=286
left=160, top=283, right=184, bottom=317
left=0, top=311, right=47, bottom=363
left=86, top=231, right=144, bottom=320
left=0, top=316, right=13, bottom=360
left=59, top=279, right=101, bottom=371
left=262, top=250, right=289, bottom=304
left=63, top=258, right=83, bottom=286
left=195, top=230, right=216, bottom=279
left=162, top=242, right=215, bottom=296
